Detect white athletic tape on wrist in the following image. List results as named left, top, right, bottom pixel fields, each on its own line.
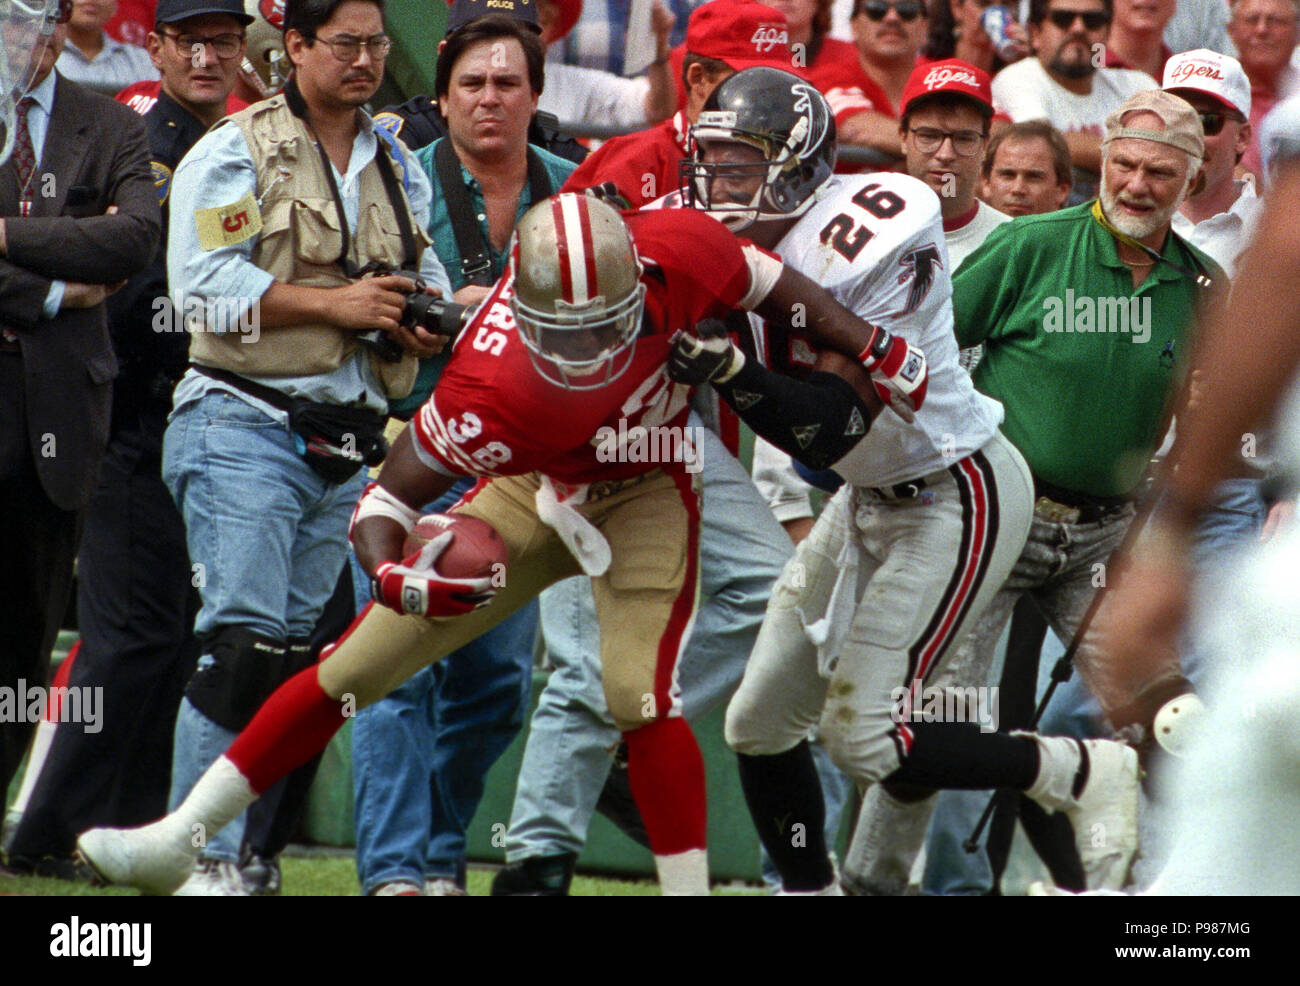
left=1152, top=693, right=1205, bottom=757
left=353, top=484, right=422, bottom=535
left=739, top=245, right=783, bottom=310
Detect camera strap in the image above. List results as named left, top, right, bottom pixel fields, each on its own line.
left=191, top=364, right=386, bottom=484
left=286, top=78, right=420, bottom=279
left=434, top=136, right=555, bottom=287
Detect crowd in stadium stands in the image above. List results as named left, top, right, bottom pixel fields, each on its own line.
left=2, top=0, right=1298, bottom=896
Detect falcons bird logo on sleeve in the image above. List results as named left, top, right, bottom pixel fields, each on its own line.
left=896, top=244, right=942, bottom=316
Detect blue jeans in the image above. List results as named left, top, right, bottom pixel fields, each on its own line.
left=920, top=482, right=1266, bottom=893
left=351, top=480, right=539, bottom=893
left=504, top=423, right=850, bottom=862
left=162, top=391, right=364, bottom=862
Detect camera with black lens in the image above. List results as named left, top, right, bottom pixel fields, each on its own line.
left=355, top=267, right=471, bottom=363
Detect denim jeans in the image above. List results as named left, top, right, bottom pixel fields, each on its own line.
left=504, top=422, right=844, bottom=862
left=351, top=479, right=540, bottom=893
left=921, top=479, right=1269, bottom=893
left=162, top=390, right=365, bottom=862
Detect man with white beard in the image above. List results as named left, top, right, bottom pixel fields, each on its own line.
left=844, top=89, right=1227, bottom=894
left=1054, top=142, right=1300, bottom=896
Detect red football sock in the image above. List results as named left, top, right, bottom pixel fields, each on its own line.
left=624, top=716, right=707, bottom=855
left=225, top=665, right=349, bottom=794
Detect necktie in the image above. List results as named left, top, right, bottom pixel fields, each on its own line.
left=13, top=96, right=37, bottom=216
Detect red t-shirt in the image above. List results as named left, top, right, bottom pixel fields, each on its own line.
left=105, top=0, right=157, bottom=48
left=560, top=111, right=692, bottom=207
left=413, top=208, right=753, bottom=485
left=1103, top=45, right=1171, bottom=80
left=116, top=79, right=249, bottom=117
left=814, top=59, right=897, bottom=127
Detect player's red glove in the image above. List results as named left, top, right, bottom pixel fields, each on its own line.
left=857, top=324, right=929, bottom=423
left=370, top=532, right=496, bottom=617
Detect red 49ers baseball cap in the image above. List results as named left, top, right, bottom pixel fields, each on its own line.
left=900, top=58, right=994, bottom=120
left=685, top=0, right=803, bottom=75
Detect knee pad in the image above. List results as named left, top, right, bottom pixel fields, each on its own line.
left=185, top=628, right=316, bottom=733
left=819, top=718, right=898, bottom=787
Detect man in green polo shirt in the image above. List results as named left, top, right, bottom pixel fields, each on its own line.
left=871, top=89, right=1224, bottom=893
left=951, top=88, right=1222, bottom=716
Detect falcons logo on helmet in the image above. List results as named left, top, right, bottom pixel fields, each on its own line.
left=789, top=83, right=831, bottom=161
left=896, top=245, right=942, bottom=316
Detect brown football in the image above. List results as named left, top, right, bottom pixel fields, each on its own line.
left=402, top=512, right=508, bottom=581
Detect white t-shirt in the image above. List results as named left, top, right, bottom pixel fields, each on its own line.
left=991, top=57, right=1156, bottom=134
left=538, top=62, right=650, bottom=133
left=946, top=200, right=1012, bottom=273
left=946, top=201, right=1012, bottom=373
left=1171, top=178, right=1262, bottom=277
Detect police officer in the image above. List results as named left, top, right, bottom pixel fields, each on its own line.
left=4, top=0, right=254, bottom=876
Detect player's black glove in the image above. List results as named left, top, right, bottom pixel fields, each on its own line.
left=667, top=319, right=746, bottom=386
left=583, top=182, right=632, bottom=211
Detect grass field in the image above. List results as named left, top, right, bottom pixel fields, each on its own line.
left=0, top=854, right=767, bottom=896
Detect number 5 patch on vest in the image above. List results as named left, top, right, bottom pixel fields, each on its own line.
left=195, top=189, right=264, bottom=250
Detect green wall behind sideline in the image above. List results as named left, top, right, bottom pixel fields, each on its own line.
left=372, top=0, right=448, bottom=110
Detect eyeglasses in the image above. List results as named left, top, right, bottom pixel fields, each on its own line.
left=907, top=126, right=987, bottom=156
left=1046, top=9, right=1111, bottom=30
left=162, top=31, right=246, bottom=60
left=309, top=33, right=392, bottom=62
left=858, top=0, right=926, bottom=23
left=56, top=0, right=72, bottom=24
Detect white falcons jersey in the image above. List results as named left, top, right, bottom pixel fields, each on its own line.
left=758, top=172, right=1003, bottom=487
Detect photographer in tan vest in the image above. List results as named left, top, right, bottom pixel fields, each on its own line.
left=157, top=0, right=453, bottom=893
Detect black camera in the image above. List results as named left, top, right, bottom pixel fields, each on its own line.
left=356, top=269, right=471, bottom=363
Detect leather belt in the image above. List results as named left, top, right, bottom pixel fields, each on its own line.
left=1032, top=476, right=1130, bottom=525
left=869, top=478, right=927, bottom=501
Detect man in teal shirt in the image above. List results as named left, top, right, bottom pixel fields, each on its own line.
left=352, top=10, right=576, bottom=896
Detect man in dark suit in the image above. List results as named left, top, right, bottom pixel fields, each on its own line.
left=0, top=11, right=161, bottom=794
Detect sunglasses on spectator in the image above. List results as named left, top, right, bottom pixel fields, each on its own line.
left=1198, top=111, right=1242, bottom=137
left=308, top=33, right=392, bottom=62
left=56, top=0, right=72, bottom=24
left=1046, top=9, right=1111, bottom=30
left=859, top=1, right=926, bottom=22
left=907, top=126, right=987, bottom=156
left=161, top=31, right=245, bottom=60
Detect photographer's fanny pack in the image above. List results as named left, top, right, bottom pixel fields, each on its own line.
left=192, top=364, right=387, bottom=484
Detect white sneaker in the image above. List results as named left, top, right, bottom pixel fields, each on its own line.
left=371, top=880, right=423, bottom=896
left=76, top=822, right=199, bottom=896
left=173, top=859, right=249, bottom=896
left=424, top=878, right=467, bottom=896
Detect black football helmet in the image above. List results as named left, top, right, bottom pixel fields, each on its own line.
left=683, top=67, right=837, bottom=231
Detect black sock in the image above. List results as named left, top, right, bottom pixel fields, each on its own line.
left=736, top=743, right=834, bottom=892
left=886, top=722, right=1039, bottom=790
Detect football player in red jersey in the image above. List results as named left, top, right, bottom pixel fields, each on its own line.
left=77, top=192, right=928, bottom=896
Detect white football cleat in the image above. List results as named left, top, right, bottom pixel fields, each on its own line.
left=76, top=822, right=199, bottom=896
left=1023, top=735, right=1140, bottom=890
left=173, top=859, right=249, bottom=896
left=1066, top=740, right=1140, bottom=889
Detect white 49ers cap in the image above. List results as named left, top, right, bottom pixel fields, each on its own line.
left=1162, top=49, right=1251, bottom=120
